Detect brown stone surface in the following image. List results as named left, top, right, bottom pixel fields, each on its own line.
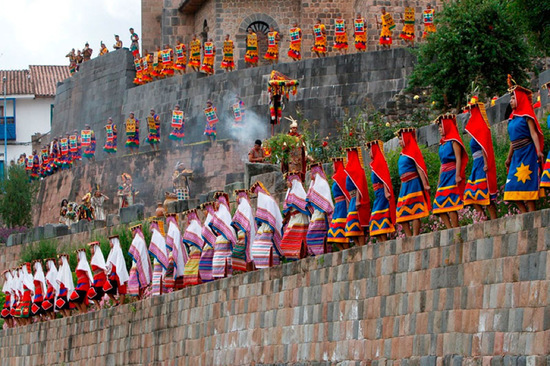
left=33, top=140, right=248, bottom=226
left=1, top=210, right=550, bottom=364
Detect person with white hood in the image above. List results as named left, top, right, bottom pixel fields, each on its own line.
left=56, top=254, right=74, bottom=317
left=250, top=182, right=284, bottom=268
left=104, top=235, right=129, bottom=306
left=150, top=219, right=170, bottom=295
left=166, top=214, right=188, bottom=290
left=42, top=258, right=58, bottom=319
left=128, top=224, right=152, bottom=299
left=87, top=242, right=108, bottom=308
left=231, top=189, right=256, bottom=272
left=306, top=163, right=334, bottom=255
left=1, top=269, right=15, bottom=328
left=210, top=192, right=237, bottom=278
left=182, top=209, right=204, bottom=286
left=19, top=263, right=35, bottom=325
left=69, top=249, right=93, bottom=314
left=280, top=172, right=310, bottom=260
left=31, top=260, right=47, bottom=320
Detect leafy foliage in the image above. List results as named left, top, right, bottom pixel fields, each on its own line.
left=510, top=0, right=550, bottom=57
left=0, top=166, right=38, bottom=228
left=20, top=239, right=59, bottom=264
left=409, top=0, right=532, bottom=109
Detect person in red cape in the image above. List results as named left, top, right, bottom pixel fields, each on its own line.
left=366, top=140, right=396, bottom=242
left=433, top=114, right=469, bottom=229
left=504, top=75, right=544, bottom=213
left=344, top=147, right=371, bottom=246
left=327, top=157, right=351, bottom=251
left=463, top=101, right=498, bottom=220
left=396, top=128, right=431, bottom=236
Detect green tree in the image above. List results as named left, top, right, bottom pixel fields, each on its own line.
left=510, top=0, right=550, bottom=58
left=0, top=166, right=37, bottom=228
left=409, top=0, right=532, bottom=109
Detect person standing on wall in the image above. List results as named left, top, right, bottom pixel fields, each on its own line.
left=288, top=22, right=302, bottom=61
left=312, top=18, right=327, bottom=58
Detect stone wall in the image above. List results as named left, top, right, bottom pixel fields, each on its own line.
left=1, top=209, right=549, bottom=365
left=144, top=0, right=441, bottom=63
left=50, top=47, right=416, bottom=162
left=33, top=140, right=248, bottom=227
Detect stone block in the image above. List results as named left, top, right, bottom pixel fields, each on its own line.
left=44, top=224, right=55, bottom=239
left=165, top=200, right=178, bottom=214
left=250, top=171, right=286, bottom=196
left=244, top=163, right=280, bottom=188
left=177, top=200, right=188, bottom=213
left=224, top=182, right=245, bottom=201
left=198, top=194, right=208, bottom=204
left=53, top=224, right=69, bottom=237
left=107, top=214, right=120, bottom=227
left=186, top=198, right=200, bottom=210
left=119, top=204, right=144, bottom=224
left=71, top=220, right=90, bottom=234
left=225, top=172, right=244, bottom=185
left=93, top=220, right=106, bottom=229
left=32, top=227, right=45, bottom=242
left=6, top=234, right=17, bottom=247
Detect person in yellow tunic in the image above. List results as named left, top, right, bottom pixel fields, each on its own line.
left=154, top=47, right=164, bottom=79
left=244, top=29, right=259, bottom=67
left=264, top=27, right=280, bottom=64
left=161, top=44, right=174, bottom=77
left=188, top=35, right=201, bottom=72
left=141, top=50, right=153, bottom=83
left=311, top=19, right=327, bottom=58
left=174, top=41, right=187, bottom=74
left=220, top=34, right=235, bottom=72
left=333, top=18, right=348, bottom=55
left=113, top=35, right=123, bottom=50
left=99, top=42, right=109, bottom=56
left=201, top=38, right=216, bottom=75
left=399, top=6, right=415, bottom=47
left=133, top=57, right=143, bottom=85
left=377, top=7, right=395, bottom=49
left=354, top=13, right=367, bottom=52
left=288, top=22, right=302, bottom=61
left=124, top=112, right=139, bottom=155
left=423, top=4, right=436, bottom=38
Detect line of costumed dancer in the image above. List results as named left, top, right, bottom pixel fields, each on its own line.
left=1, top=77, right=546, bottom=327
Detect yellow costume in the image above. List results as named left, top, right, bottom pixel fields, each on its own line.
left=245, top=32, right=259, bottom=65
left=334, top=19, right=348, bottom=50
left=188, top=39, right=201, bottom=68
left=312, top=24, right=327, bottom=53
left=221, top=40, right=234, bottom=70
left=354, top=18, right=367, bottom=50
left=288, top=27, right=302, bottom=60
left=200, top=42, right=215, bottom=74
left=379, top=13, right=395, bottom=45
left=423, top=9, right=436, bottom=38
left=264, top=31, right=279, bottom=60
left=400, top=7, right=415, bottom=41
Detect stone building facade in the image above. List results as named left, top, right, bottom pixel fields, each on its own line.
left=142, top=0, right=439, bottom=68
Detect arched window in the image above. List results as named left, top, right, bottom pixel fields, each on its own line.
left=247, top=21, right=270, bottom=35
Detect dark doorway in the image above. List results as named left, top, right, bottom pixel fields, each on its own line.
left=247, top=21, right=270, bottom=66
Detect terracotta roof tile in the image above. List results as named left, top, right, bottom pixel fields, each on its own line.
left=0, top=70, right=33, bottom=95
left=29, top=65, right=70, bottom=97
left=0, top=66, right=70, bottom=97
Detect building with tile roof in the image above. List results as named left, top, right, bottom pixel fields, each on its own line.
left=0, top=65, right=70, bottom=170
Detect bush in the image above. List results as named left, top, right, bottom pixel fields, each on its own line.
left=0, top=166, right=38, bottom=228
left=0, top=226, right=27, bottom=244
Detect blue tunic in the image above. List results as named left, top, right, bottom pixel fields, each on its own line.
left=369, top=173, right=394, bottom=236
left=433, top=141, right=463, bottom=214
left=541, top=114, right=550, bottom=187
left=504, top=116, right=540, bottom=201
left=344, top=176, right=362, bottom=237
left=464, top=139, right=492, bottom=205
left=327, top=182, right=349, bottom=243
left=396, top=155, right=429, bottom=222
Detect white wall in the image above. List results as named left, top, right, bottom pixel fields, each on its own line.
left=2, top=95, right=53, bottom=164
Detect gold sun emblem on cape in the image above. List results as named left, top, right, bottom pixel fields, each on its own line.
left=514, top=162, right=532, bottom=184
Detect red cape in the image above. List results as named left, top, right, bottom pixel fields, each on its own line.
left=510, top=87, right=544, bottom=152
left=465, top=103, right=498, bottom=196
left=344, top=148, right=371, bottom=226
left=332, top=159, right=350, bottom=201
left=401, top=130, right=432, bottom=211
left=369, top=141, right=396, bottom=224
left=439, top=114, right=469, bottom=196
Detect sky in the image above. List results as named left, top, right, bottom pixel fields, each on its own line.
left=0, top=0, right=141, bottom=70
